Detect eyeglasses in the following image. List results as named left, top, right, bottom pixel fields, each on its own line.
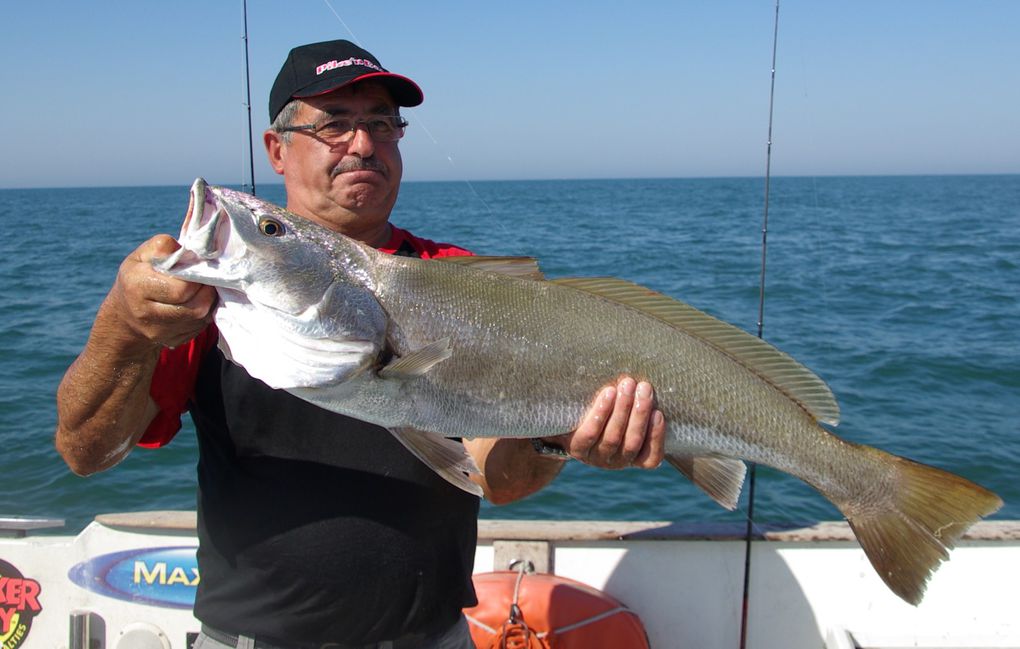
left=275, top=114, right=409, bottom=144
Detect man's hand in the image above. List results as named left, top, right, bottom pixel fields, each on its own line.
left=545, top=377, right=666, bottom=469
left=107, top=235, right=217, bottom=350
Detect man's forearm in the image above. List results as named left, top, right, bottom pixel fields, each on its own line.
left=55, top=300, right=161, bottom=476
left=466, top=438, right=566, bottom=505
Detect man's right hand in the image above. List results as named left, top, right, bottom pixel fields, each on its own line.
left=107, top=235, right=217, bottom=350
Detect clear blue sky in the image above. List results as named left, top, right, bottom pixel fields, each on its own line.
left=2, top=1, right=1018, bottom=188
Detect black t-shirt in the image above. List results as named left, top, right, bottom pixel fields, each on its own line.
left=189, top=347, right=480, bottom=644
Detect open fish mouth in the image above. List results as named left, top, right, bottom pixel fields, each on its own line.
left=153, top=178, right=245, bottom=286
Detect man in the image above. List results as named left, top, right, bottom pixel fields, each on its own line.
left=56, top=40, right=665, bottom=648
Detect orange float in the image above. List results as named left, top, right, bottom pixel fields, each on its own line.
left=464, top=565, right=650, bottom=649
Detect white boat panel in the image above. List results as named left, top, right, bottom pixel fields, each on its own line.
left=0, top=514, right=1016, bottom=648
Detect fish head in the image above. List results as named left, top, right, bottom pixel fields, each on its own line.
left=155, top=178, right=339, bottom=316
left=154, top=179, right=388, bottom=389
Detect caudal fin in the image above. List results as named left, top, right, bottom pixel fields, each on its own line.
left=842, top=451, right=1002, bottom=605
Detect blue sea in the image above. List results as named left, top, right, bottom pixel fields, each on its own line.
left=2, top=175, right=1017, bottom=534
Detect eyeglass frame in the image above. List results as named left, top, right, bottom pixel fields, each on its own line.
left=274, top=113, right=409, bottom=144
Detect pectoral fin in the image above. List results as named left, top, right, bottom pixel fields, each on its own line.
left=389, top=427, right=482, bottom=496
left=667, top=454, right=747, bottom=511
left=379, top=338, right=453, bottom=380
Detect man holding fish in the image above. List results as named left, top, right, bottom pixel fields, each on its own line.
left=55, top=40, right=666, bottom=648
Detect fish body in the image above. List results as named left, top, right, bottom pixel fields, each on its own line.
left=156, top=179, right=1001, bottom=605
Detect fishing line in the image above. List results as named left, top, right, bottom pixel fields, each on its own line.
left=242, top=0, right=256, bottom=195
left=320, top=0, right=508, bottom=240
left=739, top=2, right=780, bottom=649
left=322, top=0, right=362, bottom=46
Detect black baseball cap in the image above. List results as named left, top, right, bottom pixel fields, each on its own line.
left=269, top=39, right=423, bottom=122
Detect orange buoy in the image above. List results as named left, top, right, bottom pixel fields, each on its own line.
left=464, top=567, right=650, bottom=649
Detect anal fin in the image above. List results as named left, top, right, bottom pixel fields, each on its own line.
left=667, top=454, right=747, bottom=511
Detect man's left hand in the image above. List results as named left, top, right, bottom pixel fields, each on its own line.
left=544, top=377, right=666, bottom=469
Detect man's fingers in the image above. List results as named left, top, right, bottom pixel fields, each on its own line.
left=559, top=377, right=668, bottom=470
left=567, top=385, right=616, bottom=460
left=138, top=234, right=182, bottom=260
left=591, top=377, right=636, bottom=464
left=633, top=409, right=666, bottom=469
left=186, top=284, right=218, bottom=315
left=139, top=270, right=209, bottom=308
left=111, top=235, right=215, bottom=346
left=149, top=283, right=217, bottom=320
left=619, top=381, right=655, bottom=463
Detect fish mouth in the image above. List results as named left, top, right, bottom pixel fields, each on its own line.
left=153, top=178, right=242, bottom=285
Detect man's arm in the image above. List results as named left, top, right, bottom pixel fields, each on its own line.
left=55, top=235, right=216, bottom=476
left=465, top=377, right=666, bottom=505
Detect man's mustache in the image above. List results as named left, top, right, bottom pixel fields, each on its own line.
left=331, top=157, right=387, bottom=177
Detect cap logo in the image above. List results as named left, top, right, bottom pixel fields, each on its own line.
left=316, top=57, right=385, bottom=76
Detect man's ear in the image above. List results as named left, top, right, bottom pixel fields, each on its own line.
left=264, top=130, right=286, bottom=175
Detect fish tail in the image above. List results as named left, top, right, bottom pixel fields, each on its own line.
left=838, top=448, right=1002, bottom=605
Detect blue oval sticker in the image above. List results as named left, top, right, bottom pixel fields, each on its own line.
left=68, top=547, right=198, bottom=609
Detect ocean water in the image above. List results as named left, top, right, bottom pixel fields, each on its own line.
left=1, top=175, right=1017, bottom=534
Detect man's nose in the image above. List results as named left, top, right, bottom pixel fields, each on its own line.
left=344, top=124, right=376, bottom=157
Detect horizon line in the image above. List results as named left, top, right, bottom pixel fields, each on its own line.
left=3, top=171, right=1018, bottom=192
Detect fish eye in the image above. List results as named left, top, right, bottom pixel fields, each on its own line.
left=259, top=218, right=285, bottom=237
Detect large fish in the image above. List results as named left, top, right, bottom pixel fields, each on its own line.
left=156, top=178, right=1001, bottom=605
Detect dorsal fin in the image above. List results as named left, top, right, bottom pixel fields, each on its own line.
left=436, top=255, right=544, bottom=280
left=552, top=277, right=840, bottom=425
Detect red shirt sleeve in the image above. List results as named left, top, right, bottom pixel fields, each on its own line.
left=138, top=325, right=218, bottom=448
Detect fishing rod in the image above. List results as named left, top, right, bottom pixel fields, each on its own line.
left=739, top=1, right=780, bottom=648
left=242, top=0, right=256, bottom=196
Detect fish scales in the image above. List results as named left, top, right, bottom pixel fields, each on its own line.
left=373, top=252, right=817, bottom=457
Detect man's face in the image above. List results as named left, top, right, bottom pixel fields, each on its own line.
left=264, top=81, right=403, bottom=242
